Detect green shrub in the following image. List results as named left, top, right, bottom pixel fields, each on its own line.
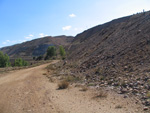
left=35, top=55, right=43, bottom=61
left=0, top=51, right=11, bottom=67
left=146, top=92, right=150, bottom=98
left=45, top=46, right=56, bottom=60
left=59, top=45, right=66, bottom=59
left=14, top=58, right=28, bottom=67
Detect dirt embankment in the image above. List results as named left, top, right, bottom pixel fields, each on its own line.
left=0, top=61, right=145, bottom=113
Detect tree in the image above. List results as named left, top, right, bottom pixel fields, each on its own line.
left=35, top=55, right=43, bottom=61
left=59, top=45, right=66, bottom=59
left=33, top=56, right=36, bottom=60
left=14, top=58, right=22, bottom=66
left=14, top=58, right=28, bottom=67
left=45, top=46, right=56, bottom=60
left=22, top=59, right=28, bottom=66
left=0, top=51, right=11, bottom=67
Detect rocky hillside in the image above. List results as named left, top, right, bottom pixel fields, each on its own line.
left=67, top=11, right=150, bottom=108
left=69, top=11, right=150, bottom=73
left=0, top=35, right=73, bottom=58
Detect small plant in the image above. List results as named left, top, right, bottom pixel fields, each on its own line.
left=95, top=67, right=105, bottom=76
left=58, top=80, right=69, bottom=89
left=46, top=64, right=56, bottom=70
left=47, top=76, right=54, bottom=82
left=79, top=86, right=88, bottom=92
left=93, top=91, right=107, bottom=99
left=120, top=81, right=127, bottom=87
left=115, top=105, right=123, bottom=109
left=65, top=76, right=81, bottom=82
left=43, top=73, right=47, bottom=75
left=66, top=62, right=78, bottom=68
left=99, top=76, right=105, bottom=80
left=87, top=83, right=95, bottom=86
left=35, top=55, right=43, bottom=61
left=146, top=92, right=150, bottom=98
left=148, top=80, right=150, bottom=85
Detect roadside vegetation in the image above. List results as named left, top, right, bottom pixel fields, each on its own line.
left=34, top=45, right=66, bottom=61
left=0, top=45, right=66, bottom=69
left=45, top=46, right=57, bottom=60
left=0, top=51, right=11, bottom=67
left=14, top=58, right=29, bottom=67
left=59, top=45, right=66, bottom=59
left=0, top=51, right=29, bottom=68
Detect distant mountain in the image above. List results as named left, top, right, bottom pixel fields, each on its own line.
left=1, top=35, right=73, bottom=58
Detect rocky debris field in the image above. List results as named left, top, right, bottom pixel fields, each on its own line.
left=53, top=60, right=150, bottom=112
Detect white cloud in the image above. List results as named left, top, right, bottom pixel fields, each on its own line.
left=62, top=26, right=72, bottom=31
left=25, top=37, right=32, bottom=39
left=2, top=40, right=16, bottom=45
left=2, top=40, right=12, bottom=45
left=39, top=33, right=44, bottom=37
left=29, top=34, right=34, bottom=37
left=18, top=40, right=27, bottom=43
left=74, top=28, right=78, bottom=31
left=2, top=42, right=7, bottom=45
left=24, top=34, right=34, bottom=40
left=69, top=14, right=76, bottom=18
left=6, top=40, right=10, bottom=42
left=39, top=33, right=48, bottom=37
left=74, top=27, right=84, bottom=32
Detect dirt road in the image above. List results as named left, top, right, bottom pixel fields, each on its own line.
left=0, top=61, right=144, bottom=113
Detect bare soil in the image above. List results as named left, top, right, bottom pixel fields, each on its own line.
left=0, top=61, right=144, bottom=113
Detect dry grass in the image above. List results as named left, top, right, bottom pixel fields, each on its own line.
left=93, top=90, right=108, bottom=99
left=146, top=92, right=150, bottom=98
left=65, top=76, right=81, bottom=82
left=115, top=105, right=123, bottom=109
left=43, top=73, right=47, bottom=75
left=47, top=76, right=55, bottom=82
left=79, top=86, right=88, bottom=92
left=46, top=64, right=57, bottom=71
left=58, top=80, right=69, bottom=89
left=87, top=83, right=95, bottom=86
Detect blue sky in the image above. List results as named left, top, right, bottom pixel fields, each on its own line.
left=0, top=0, right=149, bottom=47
